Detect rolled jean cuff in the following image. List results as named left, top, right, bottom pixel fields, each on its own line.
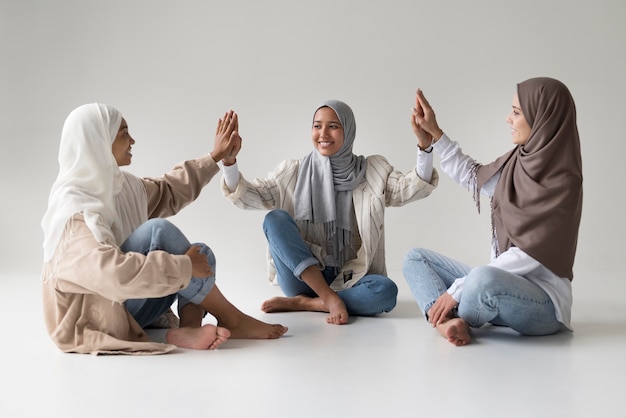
left=293, top=257, right=320, bottom=278
left=178, top=276, right=216, bottom=309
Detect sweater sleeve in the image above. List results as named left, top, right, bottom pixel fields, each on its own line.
left=221, top=159, right=300, bottom=212
left=432, top=134, right=498, bottom=196
left=143, top=154, right=220, bottom=218
left=370, top=155, right=438, bottom=207
left=51, top=214, right=192, bottom=303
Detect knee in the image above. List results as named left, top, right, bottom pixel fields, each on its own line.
left=144, top=218, right=174, bottom=230
left=365, top=275, right=398, bottom=298
left=403, top=247, right=431, bottom=263
left=144, top=218, right=183, bottom=238
left=402, top=247, right=430, bottom=271
left=372, top=276, right=398, bottom=312
left=141, top=218, right=189, bottom=253
left=263, top=209, right=292, bottom=230
left=464, top=265, right=502, bottom=295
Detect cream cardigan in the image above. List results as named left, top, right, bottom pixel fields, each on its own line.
left=222, top=155, right=438, bottom=290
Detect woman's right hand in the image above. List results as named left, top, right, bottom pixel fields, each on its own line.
left=185, top=245, right=213, bottom=278
left=222, top=131, right=241, bottom=166
left=414, top=89, right=444, bottom=142
left=210, top=110, right=239, bottom=163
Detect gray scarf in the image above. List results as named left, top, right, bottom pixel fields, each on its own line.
left=293, top=100, right=367, bottom=266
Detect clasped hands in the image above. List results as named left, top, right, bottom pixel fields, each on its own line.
left=411, top=88, right=444, bottom=150
left=210, top=110, right=242, bottom=165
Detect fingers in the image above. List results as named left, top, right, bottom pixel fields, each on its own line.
left=416, top=88, right=429, bottom=108
left=216, top=110, right=237, bottom=135
left=186, top=245, right=213, bottom=278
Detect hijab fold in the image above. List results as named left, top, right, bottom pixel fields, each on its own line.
left=42, top=103, right=128, bottom=262
left=293, top=100, right=367, bottom=266
left=471, top=77, right=583, bottom=279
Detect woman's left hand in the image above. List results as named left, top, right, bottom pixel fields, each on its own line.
left=210, top=110, right=239, bottom=162
left=427, top=292, right=458, bottom=327
left=411, top=105, right=432, bottom=150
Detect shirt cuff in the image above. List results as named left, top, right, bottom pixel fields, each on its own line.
left=222, top=162, right=240, bottom=192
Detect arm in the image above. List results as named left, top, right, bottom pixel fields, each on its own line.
left=415, top=147, right=434, bottom=183
left=221, top=159, right=300, bottom=211
left=143, top=155, right=220, bottom=218
left=53, top=215, right=193, bottom=303
left=432, top=134, right=485, bottom=191
left=371, top=155, right=438, bottom=207
left=143, top=110, right=240, bottom=218
left=410, top=100, right=436, bottom=183
left=414, top=88, right=498, bottom=196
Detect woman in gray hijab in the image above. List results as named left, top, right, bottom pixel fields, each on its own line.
left=403, top=78, right=583, bottom=345
left=222, top=100, right=438, bottom=324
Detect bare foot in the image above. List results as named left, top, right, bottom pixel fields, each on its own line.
left=261, top=294, right=349, bottom=325
left=436, top=318, right=471, bottom=346
left=218, top=314, right=288, bottom=339
left=165, top=324, right=231, bottom=350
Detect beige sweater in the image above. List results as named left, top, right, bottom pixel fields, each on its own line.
left=222, top=155, right=439, bottom=290
left=42, top=155, right=219, bottom=355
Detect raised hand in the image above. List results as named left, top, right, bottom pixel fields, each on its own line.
left=222, top=130, right=241, bottom=166
left=411, top=98, right=432, bottom=150
left=210, top=110, right=239, bottom=163
left=414, top=89, right=444, bottom=142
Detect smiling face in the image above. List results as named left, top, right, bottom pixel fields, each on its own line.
left=111, top=118, right=135, bottom=166
left=311, top=106, right=344, bottom=157
left=506, top=93, right=532, bottom=146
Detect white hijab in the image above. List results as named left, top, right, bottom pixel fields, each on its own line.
left=42, top=103, right=126, bottom=262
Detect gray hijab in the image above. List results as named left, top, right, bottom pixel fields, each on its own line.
left=293, top=100, right=367, bottom=265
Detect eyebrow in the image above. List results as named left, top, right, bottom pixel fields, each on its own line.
left=313, top=119, right=341, bottom=124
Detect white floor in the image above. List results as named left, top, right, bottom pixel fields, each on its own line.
left=1, top=268, right=623, bottom=418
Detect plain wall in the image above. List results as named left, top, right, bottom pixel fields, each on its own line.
left=1, top=0, right=624, bottom=279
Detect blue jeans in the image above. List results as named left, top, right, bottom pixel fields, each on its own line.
left=263, top=209, right=397, bottom=316
left=121, top=218, right=216, bottom=328
left=402, top=248, right=561, bottom=335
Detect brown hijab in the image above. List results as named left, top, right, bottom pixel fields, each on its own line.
left=475, top=77, right=583, bottom=279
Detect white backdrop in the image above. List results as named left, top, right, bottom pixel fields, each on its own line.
left=1, top=0, right=624, bottom=279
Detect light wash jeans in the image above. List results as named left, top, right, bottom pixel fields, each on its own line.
left=121, top=218, right=216, bottom=328
left=263, top=209, right=398, bottom=316
left=402, top=248, right=561, bottom=335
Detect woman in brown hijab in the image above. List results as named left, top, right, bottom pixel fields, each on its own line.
left=402, top=77, right=582, bottom=346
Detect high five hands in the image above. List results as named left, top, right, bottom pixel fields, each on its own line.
left=411, top=89, right=444, bottom=149
left=210, top=110, right=242, bottom=164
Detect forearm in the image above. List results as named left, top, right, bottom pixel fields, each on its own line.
left=415, top=146, right=434, bottom=183
left=144, top=154, right=220, bottom=217
left=53, top=219, right=192, bottom=302
left=222, top=161, right=240, bottom=192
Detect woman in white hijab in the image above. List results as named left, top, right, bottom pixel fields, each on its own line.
left=221, top=100, right=438, bottom=325
left=41, top=103, right=287, bottom=355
